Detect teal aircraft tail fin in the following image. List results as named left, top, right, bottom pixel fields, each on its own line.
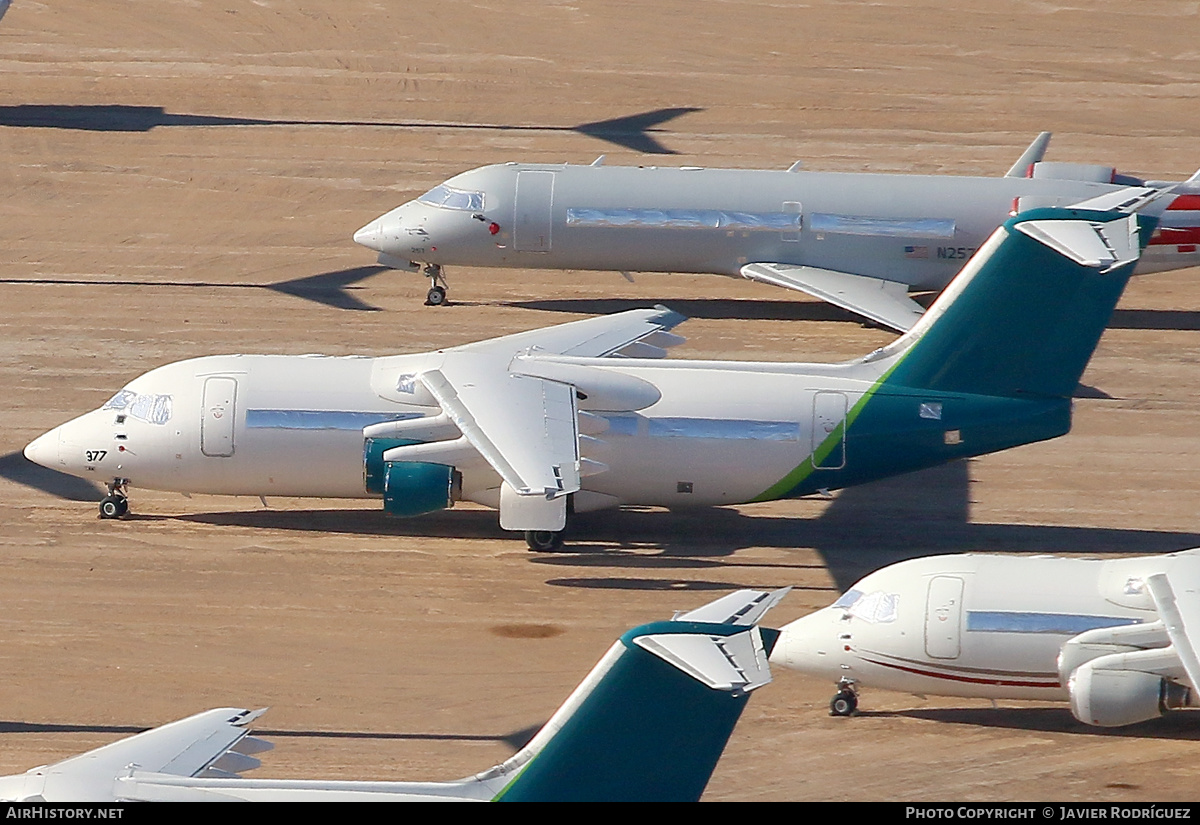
left=485, top=588, right=788, bottom=802
left=877, top=201, right=1159, bottom=399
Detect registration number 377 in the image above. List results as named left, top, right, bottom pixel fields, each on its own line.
left=85, top=450, right=107, bottom=462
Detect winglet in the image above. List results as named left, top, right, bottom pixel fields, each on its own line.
left=1004, top=131, right=1052, bottom=177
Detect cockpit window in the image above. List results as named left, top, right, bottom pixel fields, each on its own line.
left=834, top=589, right=899, bottom=624
left=102, top=389, right=173, bottom=425
left=417, top=184, right=485, bottom=212
left=832, top=589, right=864, bottom=609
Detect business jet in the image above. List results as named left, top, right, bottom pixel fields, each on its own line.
left=353, top=135, right=1200, bottom=330
left=26, top=194, right=1159, bottom=551
left=0, top=588, right=785, bottom=802
left=771, top=550, right=1200, bottom=728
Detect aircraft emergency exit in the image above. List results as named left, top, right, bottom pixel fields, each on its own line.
left=353, top=134, right=1200, bottom=330
left=771, top=551, right=1200, bottom=729
left=0, top=589, right=786, bottom=802
left=26, top=196, right=1160, bottom=550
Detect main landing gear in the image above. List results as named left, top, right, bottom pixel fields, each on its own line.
left=99, top=478, right=130, bottom=519
left=830, top=678, right=859, bottom=716
left=423, top=264, right=448, bottom=306
left=524, top=530, right=566, bottom=552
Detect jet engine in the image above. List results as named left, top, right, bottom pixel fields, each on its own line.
left=364, top=437, right=461, bottom=517
left=381, top=460, right=461, bottom=517
left=1067, top=659, right=1189, bottom=727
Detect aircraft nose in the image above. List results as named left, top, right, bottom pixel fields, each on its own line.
left=23, top=427, right=62, bottom=469
left=353, top=218, right=385, bottom=252
left=769, top=611, right=837, bottom=672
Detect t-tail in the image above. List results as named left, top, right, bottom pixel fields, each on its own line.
left=16, top=589, right=788, bottom=802
left=487, top=588, right=787, bottom=802
left=758, top=191, right=1163, bottom=500
left=880, top=199, right=1159, bottom=399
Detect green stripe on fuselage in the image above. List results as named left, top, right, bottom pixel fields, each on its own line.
left=751, top=357, right=905, bottom=502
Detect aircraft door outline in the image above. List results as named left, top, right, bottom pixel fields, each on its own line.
left=514, top=170, right=555, bottom=252
left=812, top=391, right=847, bottom=469
left=781, top=201, right=802, bottom=242
left=924, top=575, right=964, bottom=659
left=201, top=376, right=237, bottom=458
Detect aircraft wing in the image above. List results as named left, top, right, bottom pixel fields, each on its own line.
left=741, top=262, right=925, bottom=332
left=461, top=305, right=688, bottom=359
left=377, top=308, right=688, bottom=530
left=1145, top=572, right=1200, bottom=689
left=418, top=363, right=580, bottom=501
left=0, top=708, right=271, bottom=801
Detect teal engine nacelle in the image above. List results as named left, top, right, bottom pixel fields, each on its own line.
left=364, top=437, right=461, bottom=517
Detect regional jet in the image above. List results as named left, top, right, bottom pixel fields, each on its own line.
left=0, top=588, right=785, bottom=802
left=26, top=196, right=1160, bottom=550
left=772, top=550, right=1200, bottom=729
left=353, top=135, right=1200, bottom=330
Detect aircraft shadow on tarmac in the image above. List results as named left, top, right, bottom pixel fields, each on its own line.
left=0, top=266, right=390, bottom=312
left=0, top=104, right=699, bottom=154
left=0, top=720, right=540, bottom=752
left=0, top=451, right=104, bottom=501
left=155, top=461, right=1200, bottom=593
left=511, top=298, right=1200, bottom=332
left=860, top=707, right=1200, bottom=741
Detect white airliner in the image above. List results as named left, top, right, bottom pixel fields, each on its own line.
left=353, top=135, right=1200, bottom=330
left=771, top=551, right=1200, bottom=728
left=0, top=589, right=786, bottom=802
left=25, top=196, right=1161, bottom=550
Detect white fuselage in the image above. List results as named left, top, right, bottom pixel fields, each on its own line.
left=771, top=554, right=1180, bottom=701
left=27, top=352, right=878, bottom=509
left=355, top=163, right=1200, bottom=289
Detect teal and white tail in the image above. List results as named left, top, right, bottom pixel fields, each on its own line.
left=879, top=197, right=1160, bottom=400
left=487, top=588, right=787, bottom=802
left=37, top=589, right=787, bottom=802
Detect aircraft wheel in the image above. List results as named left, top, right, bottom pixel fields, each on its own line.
left=525, top=530, right=565, bottom=552
left=99, top=495, right=128, bottom=519
left=425, top=285, right=447, bottom=306
left=830, top=690, right=858, bottom=717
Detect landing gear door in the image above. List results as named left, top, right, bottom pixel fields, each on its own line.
left=924, top=575, right=964, bottom=659
left=201, top=376, right=237, bottom=457
left=514, top=170, right=554, bottom=252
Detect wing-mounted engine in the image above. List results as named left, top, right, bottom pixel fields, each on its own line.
left=1059, top=557, right=1200, bottom=727
left=359, top=307, right=686, bottom=533
left=1067, top=646, right=1191, bottom=727
left=362, top=413, right=467, bottom=518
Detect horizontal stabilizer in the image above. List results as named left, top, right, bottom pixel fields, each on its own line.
left=634, top=628, right=772, bottom=692
left=1068, top=186, right=1162, bottom=215
left=741, top=262, right=924, bottom=332
left=1015, top=213, right=1138, bottom=272
left=675, top=587, right=791, bottom=626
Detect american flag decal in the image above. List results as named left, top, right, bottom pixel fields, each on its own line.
left=905, top=245, right=928, bottom=259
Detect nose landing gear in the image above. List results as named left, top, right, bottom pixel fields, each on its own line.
left=423, top=264, right=448, bottom=306
left=830, top=678, right=859, bottom=716
left=99, top=478, right=130, bottom=519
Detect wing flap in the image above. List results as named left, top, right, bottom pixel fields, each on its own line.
left=420, top=363, right=580, bottom=499
left=1145, top=573, right=1200, bottom=689
left=741, top=262, right=925, bottom=332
